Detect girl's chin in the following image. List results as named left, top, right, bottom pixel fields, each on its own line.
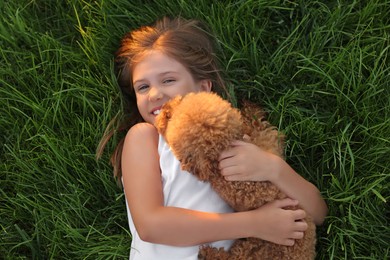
left=147, top=116, right=156, bottom=125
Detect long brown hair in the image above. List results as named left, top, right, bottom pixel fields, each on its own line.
left=97, top=16, right=229, bottom=183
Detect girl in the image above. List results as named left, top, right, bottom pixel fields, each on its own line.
left=98, top=17, right=327, bottom=259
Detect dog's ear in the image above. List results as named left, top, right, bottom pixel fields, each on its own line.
left=154, top=95, right=183, bottom=136
left=165, top=95, right=183, bottom=113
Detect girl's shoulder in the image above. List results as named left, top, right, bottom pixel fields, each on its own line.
left=124, top=122, right=159, bottom=147
left=129, top=122, right=158, bottom=134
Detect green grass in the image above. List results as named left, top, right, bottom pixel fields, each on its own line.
left=1, top=0, right=389, bottom=259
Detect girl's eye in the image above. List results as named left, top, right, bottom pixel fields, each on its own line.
left=163, top=78, right=175, bottom=84
left=137, top=84, right=149, bottom=92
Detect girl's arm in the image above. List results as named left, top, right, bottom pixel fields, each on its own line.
left=219, top=141, right=328, bottom=225
left=122, top=123, right=308, bottom=246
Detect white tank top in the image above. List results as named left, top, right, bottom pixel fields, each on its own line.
left=126, top=135, right=234, bottom=259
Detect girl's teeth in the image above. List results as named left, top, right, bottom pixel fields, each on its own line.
left=153, top=110, right=161, bottom=115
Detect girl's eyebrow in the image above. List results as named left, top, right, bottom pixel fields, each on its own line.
left=159, top=71, right=178, bottom=76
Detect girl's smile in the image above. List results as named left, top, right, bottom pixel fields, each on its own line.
left=151, top=107, right=162, bottom=116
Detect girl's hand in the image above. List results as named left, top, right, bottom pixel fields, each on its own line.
left=219, top=140, right=328, bottom=226
left=219, top=140, right=280, bottom=182
left=250, top=198, right=308, bottom=246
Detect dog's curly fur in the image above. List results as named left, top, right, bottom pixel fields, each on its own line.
left=155, top=92, right=316, bottom=260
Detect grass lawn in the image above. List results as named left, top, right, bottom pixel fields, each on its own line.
left=1, top=0, right=389, bottom=259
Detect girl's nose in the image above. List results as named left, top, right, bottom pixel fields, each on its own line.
left=148, top=86, right=163, bottom=101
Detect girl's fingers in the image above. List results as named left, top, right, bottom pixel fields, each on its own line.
left=220, top=167, right=241, bottom=179
left=218, top=139, right=248, bottom=160
left=295, top=220, right=308, bottom=231
left=283, top=239, right=295, bottom=246
left=275, top=198, right=299, bottom=208
left=293, top=209, right=307, bottom=221
left=218, top=156, right=233, bottom=169
left=224, top=174, right=240, bottom=181
left=243, top=134, right=251, bottom=141
left=218, top=150, right=235, bottom=161
left=291, top=231, right=304, bottom=240
left=284, top=232, right=304, bottom=246
left=230, top=140, right=245, bottom=146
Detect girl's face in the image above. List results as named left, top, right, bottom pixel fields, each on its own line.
left=132, top=50, right=211, bottom=124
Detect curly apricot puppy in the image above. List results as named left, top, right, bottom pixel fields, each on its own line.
left=155, top=92, right=316, bottom=260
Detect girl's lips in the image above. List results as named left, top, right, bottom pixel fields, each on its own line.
left=151, top=106, right=162, bottom=115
